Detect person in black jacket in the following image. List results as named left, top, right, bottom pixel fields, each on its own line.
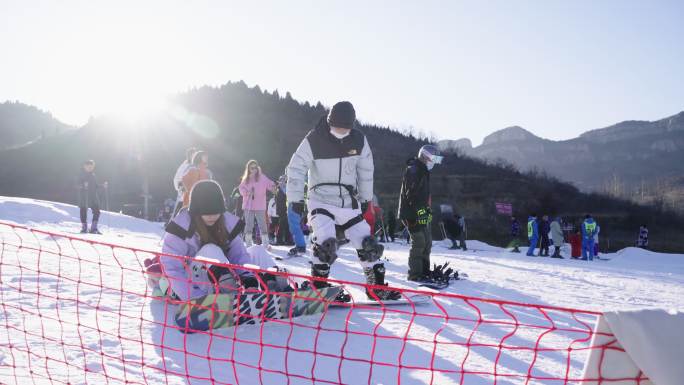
left=398, top=145, right=443, bottom=282
left=275, top=175, right=292, bottom=245
left=228, top=177, right=244, bottom=218
left=386, top=207, right=397, bottom=243
left=441, top=208, right=460, bottom=250
left=510, top=216, right=521, bottom=252
left=539, top=215, right=551, bottom=256
left=77, top=160, right=106, bottom=234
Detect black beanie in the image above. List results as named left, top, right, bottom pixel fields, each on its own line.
left=189, top=180, right=226, bottom=217
left=327, top=101, right=356, bottom=129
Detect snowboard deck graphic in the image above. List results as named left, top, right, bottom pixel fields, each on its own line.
left=174, top=285, right=342, bottom=332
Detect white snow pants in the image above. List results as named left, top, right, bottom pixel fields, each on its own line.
left=308, top=200, right=379, bottom=269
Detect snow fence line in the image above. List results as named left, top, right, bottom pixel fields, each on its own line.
left=0, top=221, right=652, bottom=385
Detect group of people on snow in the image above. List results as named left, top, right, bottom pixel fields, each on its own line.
left=82, top=100, right=656, bottom=303
left=143, top=101, right=451, bottom=302
left=510, top=214, right=602, bottom=260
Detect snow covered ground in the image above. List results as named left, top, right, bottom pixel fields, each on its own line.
left=0, top=196, right=682, bottom=385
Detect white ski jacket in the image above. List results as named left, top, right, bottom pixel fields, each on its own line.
left=286, top=120, right=374, bottom=209
left=173, top=160, right=191, bottom=194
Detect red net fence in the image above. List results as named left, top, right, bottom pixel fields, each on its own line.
left=0, top=222, right=649, bottom=385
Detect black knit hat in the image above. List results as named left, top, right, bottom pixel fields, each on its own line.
left=189, top=180, right=226, bottom=216
left=327, top=101, right=356, bottom=129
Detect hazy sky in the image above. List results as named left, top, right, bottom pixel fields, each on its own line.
left=2, top=1, right=683, bottom=145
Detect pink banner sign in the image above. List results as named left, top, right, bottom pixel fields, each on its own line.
left=495, top=202, right=513, bottom=215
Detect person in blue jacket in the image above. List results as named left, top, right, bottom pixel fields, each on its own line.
left=581, top=214, right=598, bottom=261
left=526, top=214, right=539, bottom=256
left=285, top=175, right=308, bottom=257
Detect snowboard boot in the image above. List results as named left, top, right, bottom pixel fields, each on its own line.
left=80, top=223, right=88, bottom=233
left=364, top=263, right=402, bottom=301
left=287, top=246, right=307, bottom=257
left=308, top=263, right=350, bottom=302
left=259, top=267, right=295, bottom=293
left=512, top=246, right=520, bottom=253
left=407, top=274, right=435, bottom=285
left=551, top=247, right=562, bottom=258
left=89, top=221, right=101, bottom=234
left=310, top=263, right=330, bottom=289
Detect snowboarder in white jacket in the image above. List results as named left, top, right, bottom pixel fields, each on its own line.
left=286, top=101, right=400, bottom=301
left=550, top=217, right=564, bottom=258
left=170, top=147, right=197, bottom=221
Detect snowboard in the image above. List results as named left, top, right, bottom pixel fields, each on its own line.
left=418, top=281, right=450, bottom=290
left=174, top=285, right=342, bottom=332
left=71, top=231, right=102, bottom=236
left=415, top=272, right=468, bottom=291
left=329, top=293, right=432, bottom=307
left=275, top=251, right=306, bottom=261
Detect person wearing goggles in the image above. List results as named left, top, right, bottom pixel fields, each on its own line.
left=398, top=144, right=443, bottom=283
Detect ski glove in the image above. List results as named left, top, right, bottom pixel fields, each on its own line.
left=290, top=201, right=305, bottom=216
left=238, top=271, right=294, bottom=293
left=239, top=274, right=261, bottom=290
left=416, top=207, right=432, bottom=225
left=361, top=201, right=369, bottom=213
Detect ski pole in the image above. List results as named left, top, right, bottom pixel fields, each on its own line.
left=105, top=183, right=110, bottom=228
left=402, top=223, right=411, bottom=245
left=85, top=182, right=89, bottom=228
left=379, top=213, right=388, bottom=242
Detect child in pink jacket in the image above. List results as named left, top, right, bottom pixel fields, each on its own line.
left=239, top=160, right=275, bottom=247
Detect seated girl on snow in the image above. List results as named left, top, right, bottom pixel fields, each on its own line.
left=146, top=180, right=291, bottom=300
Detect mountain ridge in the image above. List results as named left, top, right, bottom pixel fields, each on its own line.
left=0, top=101, right=74, bottom=150
left=439, top=110, right=684, bottom=207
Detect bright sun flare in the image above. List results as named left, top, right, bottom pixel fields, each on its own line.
left=96, top=86, right=168, bottom=122
left=59, top=28, right=174, bottom=125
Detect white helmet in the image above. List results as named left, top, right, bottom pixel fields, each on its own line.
left=418, top=145, right=443, bottom=170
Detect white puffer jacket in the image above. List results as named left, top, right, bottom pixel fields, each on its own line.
left=286, top=120, right=374, bottom=209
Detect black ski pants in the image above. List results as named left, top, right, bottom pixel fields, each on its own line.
left=277, top=215, right=292, bottom=245
left=540, top=234, right=550, bottom=255
left=80, top=204, right=100, bottom=224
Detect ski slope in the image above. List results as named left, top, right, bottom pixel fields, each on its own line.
left=0, top=196, right=682, bottom=385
